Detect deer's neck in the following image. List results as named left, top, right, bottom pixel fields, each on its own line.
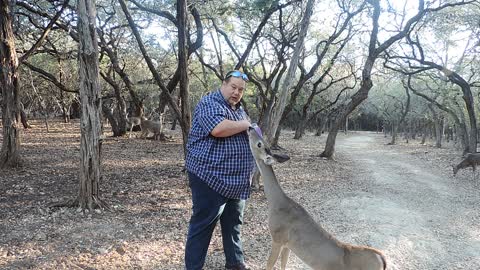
left=256, top=161, right=288, bottom=204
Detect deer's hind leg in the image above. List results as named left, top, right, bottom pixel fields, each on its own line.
left=280, top=247, right=290, bottom=270
left=267, top=242, right=282, bottom=270
left=129, top=126, right=134, bottom=138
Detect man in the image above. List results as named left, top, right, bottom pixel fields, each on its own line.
left=185, top=70, right=255, bottom=270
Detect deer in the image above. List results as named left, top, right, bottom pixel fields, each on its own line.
left=125, top=116, right=142, bottom=138
left=139, top=116, right=164, bottom=140
left=453, top=153, right=480, bottom=179
left=247, top=126, right=386, bottom=270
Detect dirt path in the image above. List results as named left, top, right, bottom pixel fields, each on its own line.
left=332, top=132, right=480, bottom=270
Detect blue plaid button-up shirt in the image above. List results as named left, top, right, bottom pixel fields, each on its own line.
left=185, top=90, right=255, bottom=199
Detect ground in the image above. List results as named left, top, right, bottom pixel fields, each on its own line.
left=0, top=119, right=479, bottom=269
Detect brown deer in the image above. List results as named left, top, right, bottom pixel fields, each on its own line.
left=453, top=153, right=480, bottom=178
left=247, top=126, right=386, bottom=270
left=125, top=116, right=142, bottom=138
left=139, top=115, right=164, bottom=140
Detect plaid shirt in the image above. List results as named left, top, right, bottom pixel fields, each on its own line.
left=185, top=90, right=255, bottom=199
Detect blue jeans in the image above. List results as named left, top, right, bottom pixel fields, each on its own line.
left=185, top=172, right=246, bottom=270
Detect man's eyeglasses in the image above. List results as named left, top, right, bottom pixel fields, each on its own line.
left=225, top=70, right=249, bottom=82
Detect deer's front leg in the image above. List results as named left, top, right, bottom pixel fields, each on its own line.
left=267, top=241, right=282, bottom=270
left=279, top=247, right=290, bottom=270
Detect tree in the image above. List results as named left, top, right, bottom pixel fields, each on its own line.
left=177, top=0, right=190, bottom=153
left=261, top=0, right=315, bottom=143
left=320, top=0, right=476, bottom=159
left=405, top=74, right=469, bottom=150
left=385, top=33, right=478, bottom=153
left=0, top=0, right=21, bottom=168
left=76, top=0, right=106, bottom=210
left=119, top=0, right=203, bottom=152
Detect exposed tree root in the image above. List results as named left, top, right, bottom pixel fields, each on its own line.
left=0, top=153, right=23, bottom=169
left=48, top=196, right=110, bottom=212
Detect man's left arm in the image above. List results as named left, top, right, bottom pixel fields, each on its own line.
left=211, top=119, right=250, bottom=138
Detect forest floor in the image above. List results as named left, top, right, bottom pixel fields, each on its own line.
left=0, top=119, right=479, bottom=270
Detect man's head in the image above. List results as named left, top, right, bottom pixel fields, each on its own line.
left=221, top=70, right=248, bottom=107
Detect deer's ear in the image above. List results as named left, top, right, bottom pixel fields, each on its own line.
left=264, top=155, right=275, bottom=165
left=273, top=153, right=290, bottom=163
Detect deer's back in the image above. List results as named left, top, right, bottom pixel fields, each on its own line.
left=268, top=197, right=346, bottom=268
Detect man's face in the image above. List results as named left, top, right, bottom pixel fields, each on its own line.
left=220, top=77, right=246, bottom=107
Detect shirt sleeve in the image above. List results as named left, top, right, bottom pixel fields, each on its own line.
left=197, top=99, right=226, bottom=134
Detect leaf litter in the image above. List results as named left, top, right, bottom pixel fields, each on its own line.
left=0, top=120, right=478, bottom=269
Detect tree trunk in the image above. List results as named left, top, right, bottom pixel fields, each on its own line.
left=102, top=102, right=121, bottom=136
left=434, top=121, right=442, bottom=148
left=19, top=102, right=31, bottom=128
left=428, top=104, right=442, bottom=148
left=322, top=124, right=341, bottom=158
left=100, top=72, right=128, bottom=136
left=61, top=103, right=71, bottom=123
left=421, top=123, right=428, bottom=145
left=0, top=0, right=22, bottom=168
left=294, top=120, right=306, bottom=140
left=271, top=128, right=282, bottom=150
left=315, top=115, right=327, bottom=136
left=177, top=0, right=190, bottom=157
left=76, top=0, right=105, bottom=210
left=264, top=0, right=315, bottom=143
left=409, top=80, right=468, bottom=152
left=403, top=122, right=409, bottom=144
left=344, top=117, right=348, bottom=134
left=389, top=120, right=397, bottom=145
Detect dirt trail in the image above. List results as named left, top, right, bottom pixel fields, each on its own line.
left=333, top=133, right=480, bottom=270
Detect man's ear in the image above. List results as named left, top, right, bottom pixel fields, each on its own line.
left=272, top=153, right=290, bottom=163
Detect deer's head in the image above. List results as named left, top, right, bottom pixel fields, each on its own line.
left=248, top=125, right=290, bottom=166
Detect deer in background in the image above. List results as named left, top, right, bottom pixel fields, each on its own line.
left=125, top=112, right=165, bottom=140
left=247, top=126, right=386, bottom=270
left=139, top=115, right=164, bottom=140
left=453, top=153, right=480, bottom=179
left=126, top=116, right=141, bottom=138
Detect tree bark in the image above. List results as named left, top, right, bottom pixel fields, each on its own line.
left=76, top=0, right=105, bottom=210
left=177, top=0, right=190, bottom=156
left=0, top=0, right=22, bottom=168
left=389, top=120, right=398, bottom=145
left=428, top=104, right=443, bottom=148
left=315, top=114, right=327, bottom=137
left=19, top=102, right=31, bottom=128
left=293, top=118, right=307, bottom=140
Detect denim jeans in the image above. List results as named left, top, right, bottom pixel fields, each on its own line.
left=185, top=172, right=246, bottom=270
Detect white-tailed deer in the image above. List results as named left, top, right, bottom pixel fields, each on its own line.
left=139, top=117, right=164, bottom=140
left=247, top=126, right=386, bottom=270
left=126, top=116, right=141, bottom=138
left=453, top=153, right=480, bottom=179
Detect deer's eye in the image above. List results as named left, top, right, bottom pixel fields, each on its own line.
left=257, top=142, right=262, bottom=148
